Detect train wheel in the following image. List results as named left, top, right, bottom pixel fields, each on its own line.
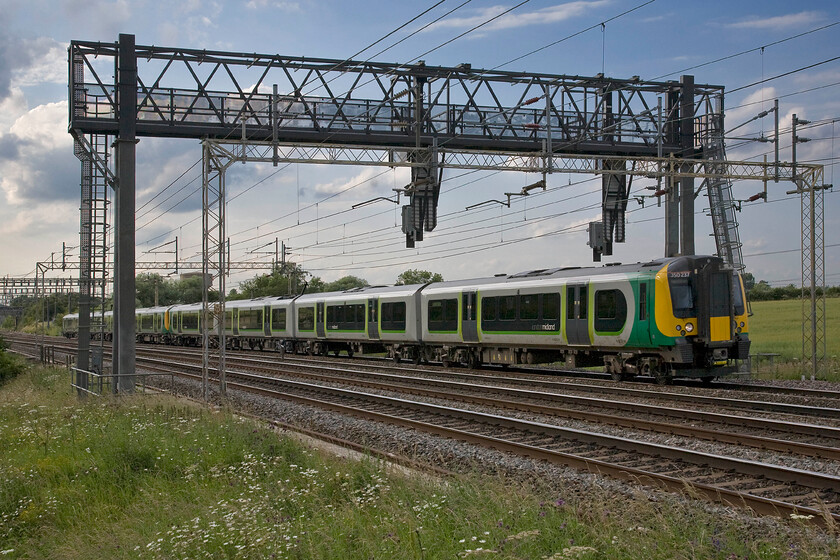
left=412, top=351, right=422, bottom=366
left=654, top=366, right=673, bottom=385
left=333, top=349, right=340, bottom=357
left=700, top=376, right=714, bottom=386
left=441, top=357, right=451, bottom=368
left=347, top=348, right=354, bottom=358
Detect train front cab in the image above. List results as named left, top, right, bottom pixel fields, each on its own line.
left=655, top=256, right=750, bottom=381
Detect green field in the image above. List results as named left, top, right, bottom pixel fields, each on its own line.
left=746, top=298, right=839, bottom=380
left=1, top=361, right=836, bottom=559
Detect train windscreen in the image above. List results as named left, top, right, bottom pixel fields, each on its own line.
left=669, top=276, right=696, bottom=318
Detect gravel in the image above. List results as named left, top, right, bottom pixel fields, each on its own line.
left=143, top=366, right=840, bottom=543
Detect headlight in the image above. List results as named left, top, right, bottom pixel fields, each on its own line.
left=740, top=321, right=745, bottom=328
left=676, top=325, right=682, bottom=332
left=684, top=322, right=694, bottom=333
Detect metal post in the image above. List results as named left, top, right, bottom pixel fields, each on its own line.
left=202, top=142, right=229, bottom=401
left=810, top=183, right=817, bottom=381
left=774, top=99, right=779, bottom=182
left=114, top=33, right=137, bottom=393
left=664, top=172, right=679, bottom=257
left=664, top=87, right=679, bottom=257
left=679, top=75, right=695, bottom=256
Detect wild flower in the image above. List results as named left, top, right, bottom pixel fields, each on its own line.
left=459, top=548, right=496, bottom=557
left=505, top=530, right=540, bottom=541
left=543, top=546, right=598, bottom=560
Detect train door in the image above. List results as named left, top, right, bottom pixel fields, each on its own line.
left=701, top=267, right=733, bottom=343
left=263, top=305, right=271, bottom=336
left=566, top=284, right=590, bottom=345
left=316, top=302, right=326, bottom=337
left=635, top=281, right=652, bottom=345
left=367, top=298, right=380, bottom=340
left=462, top=291, right=479, bottom=343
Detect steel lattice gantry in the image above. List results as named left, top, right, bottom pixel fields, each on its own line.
left=69, top=36, right=716, bottom=248
left=67, top=34, right=827, bottom=382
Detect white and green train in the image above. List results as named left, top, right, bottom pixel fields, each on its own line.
left=64, top=255, right=750, bottom=383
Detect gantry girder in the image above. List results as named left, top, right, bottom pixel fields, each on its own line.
left=69, top=41, right=720, bottom=155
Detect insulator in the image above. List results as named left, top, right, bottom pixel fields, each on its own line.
left=523, top=123, right=543, bottom=130
left=603, top=212, right=614, bottom=243
left=523, top=96, right=542, bottom=106
left=747, top=192, right=765, bottom=202
left=654, top=189, right=668, bottom=197
left=615, top=210, right=626, bottom=243
left=425, top=198, right=437, bottom=231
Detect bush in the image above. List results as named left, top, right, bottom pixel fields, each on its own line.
left=0, top=336, right=26, bottom=385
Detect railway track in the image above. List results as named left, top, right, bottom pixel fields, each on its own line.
left=7, top=332, right=840, bottom=526
left=10, top=332, right=840, bottom=401
left=133, top=355, right=840, bottom=526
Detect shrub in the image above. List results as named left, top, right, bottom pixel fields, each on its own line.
left=0, top=336, right=26, bottom=385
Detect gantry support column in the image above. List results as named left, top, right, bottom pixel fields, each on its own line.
left=113, top=33, right=137, bottom=393
left=202, top=142, right=230, bottom=401
left=663, top=76, right=697, bottom=257
left=791, top=167, right=827, bottom=380
left=679, top=75, right=695, bottom=256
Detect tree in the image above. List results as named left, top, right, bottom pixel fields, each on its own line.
left=135, top=273, right=166, bottom=307
left=395, top=269, right=443, bottom=286
left=742, top=272, right=756, bottom=292
left=232, top=263, right=311, bottom=299
left=322, top=275, right=369, bottom=292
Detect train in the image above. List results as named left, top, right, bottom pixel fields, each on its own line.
left=62, top=255, right=750, bottom=384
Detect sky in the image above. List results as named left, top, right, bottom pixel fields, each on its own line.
left=1, top=0, right=839, bottom=292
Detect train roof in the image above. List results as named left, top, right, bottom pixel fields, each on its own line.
left=421, top=257, right=676, bottom=289
left=294, top=283, right=423, bottom=303
left=136, top=306, right=171, bottom=314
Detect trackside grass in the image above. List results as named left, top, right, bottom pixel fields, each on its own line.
left=1, top=365, right=837, bottom=559
left=747, top=298, right=840, bottom=380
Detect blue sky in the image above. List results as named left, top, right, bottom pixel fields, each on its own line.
left=0, top=0, right=838, bottom=290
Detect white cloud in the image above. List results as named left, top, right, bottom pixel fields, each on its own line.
left=724, top=11, right=823, bottom=30
left=0, top=200, right=77, bottom=237
left=157, top=1, right=222, bottom=46
left=0, top=87, right=27, bottom=133
left=311, top=167, right=386, bottom=199
left=426, top=1, right=609, bottom=33
left=13, top=38, right=67, bottom=87
left=0, top=100, right=75, bottom=207
left=246, top=0, right=301, bottom=12
left=726, top=87, right=777, bottom=130
left=9, top=101, right=70, bottom=152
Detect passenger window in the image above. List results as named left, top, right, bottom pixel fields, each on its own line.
left=542, top=293, right=559, bottom=320
left=499, top=296, right=516, bottom=321
left=520, top=294, right=538, bottom=320
left=271, top=308, right=286, bottom=330
left=481, top=297, right=496, bottom=321
left=566, top=287, right=575, bottom=320
left=579, top=287, right=587, bottom=318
